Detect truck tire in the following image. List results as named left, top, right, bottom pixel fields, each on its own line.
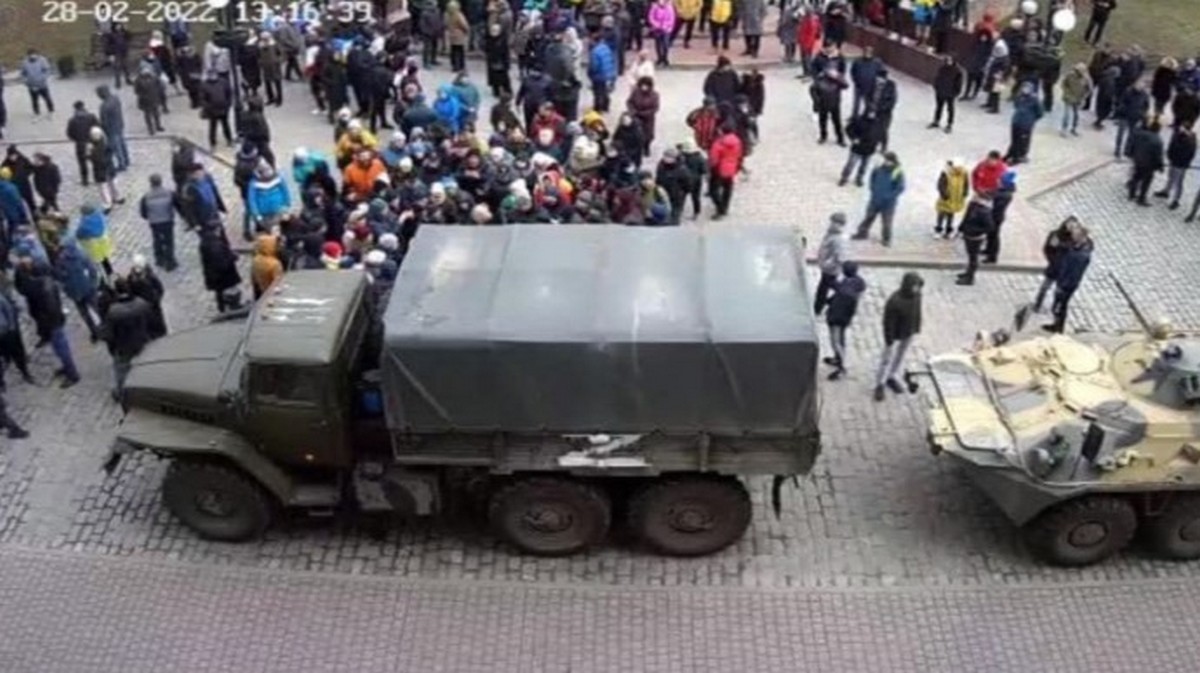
left=1022, top=495, right=1137, bottom=566
left=1143, top=494, right=1200, bottom=560
left=627, top=476, right=752, bottom=557
left=162, top=460, right=274, bottom=542
left=488, top=478, right=611, bottom=556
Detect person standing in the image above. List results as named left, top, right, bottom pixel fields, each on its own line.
left=1113, top=80, right=1149, bottom=158
left=678, top=138, right=707, bottom=219
left=0, top=283, right=34, bottom=387
left=96, top=85, right=130, bottom=173
left=587, top=34, right=617, bottom=113
left=246, top=162, right=292, bottom=236
left=198, top=227, right=243, bottom=312
left=824, top=261, right=866, bottom=381
left=626, top=77, right=661, bottom=156
left=707, top=123, right=743, bottom=219
left=797, top=8, right=823, bottom=78
left=813, top=212, right=849, bottom=315
left=87, top=127, right=123, bottom=212
left=811, top=67, right=848, bottom=146
left=52, top=235, right=103, bottom=342
left=13, top=257, right=79, bottom=388
left=240, top=98, right=275, bottom=167
left=484, top=24, right=513, bottom=98
left=104, top=24, right=133, bottom=89
left=1043, top=225, right=1093, bottom=334
left=0, top=168, right=30, bottom=236
left=1151, top=57, right=1178, bottom=117
left=199, top=72, right=234, bottom=151
left=1125, top=119, right=1164, bottom=206
left=100, top=277, right=152, bottom=400
left=1155, top=123, right=1196, bottom=210
left=983, top=170, right=1016, bottom=263
left=127, top=256, right=167, bottom=340
left=849, top=47, right=881, bottom=118
left=777, top=0, right=801, bottom=65
left=132, top=66, right=165, bottom=136
left=138, top=174, right=181, bottom=271
left=851, top=152, right=905, bottom=246
left=702, top=56, right=741, bottom=106
left=1004, top=82, right=1044, bottom=165
left=19, top=49, right=55, bottom=118
left=708, top=0, right=734, bottom=52
left=933, top=158, right=968, bottom=238
left=258, top=32, right=285, bottom=107
left=1059, top=63, right=1092, bottom=136
left=179, top=162, right=227, bottom=231
left=1083, top=0, right=1117, bottom=46
left=648, top=0, right=678, bottom=66
left=251, top=233, right=285, bottom=300
left=276, top=20, right=304, bottom=82
left=76, top=202, right=115, bottom=276
left=838, top=111, right=880, bottom=187
left=929, top=55, right=964, bottom=133
left=31, top=153, right=61, bottom=214
left=444, top=1, right=471, bottom=73
left=869, top=68, right=898, bottom=151
left=673, top=0, right=702, bottom=50
left=874, top=272, right=923, bottom=402
left=2, top=146, right=37, bottom=217
left=1033, top=218, right=1073, bottom=312
left=740, top=0, right=765, bottom=59
left=65, top=102, right=99, bottom=185
left=955, top=195, right=993, bottom=286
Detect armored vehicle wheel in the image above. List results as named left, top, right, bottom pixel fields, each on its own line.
left=627, top=476, right=752, bottom=557
left=488, top=478, right=611, bottom=556
left=1022, top=496, right=1137, bottom=566
left=162, top=461, right=274, bottom=542
left=1144, top=495, right=1200, bottom=560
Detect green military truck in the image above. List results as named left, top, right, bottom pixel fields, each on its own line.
left=107, top=225, right=822, bottom=556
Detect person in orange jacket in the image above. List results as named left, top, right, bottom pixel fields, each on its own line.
left=342, top=149, right=388, bottom=204
left=707, top=124, right=743, bottom=219
left=250, top=232, right=284, bottom=300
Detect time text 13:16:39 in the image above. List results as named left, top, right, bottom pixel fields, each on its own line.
left=41, top=2, right=374, bottom=25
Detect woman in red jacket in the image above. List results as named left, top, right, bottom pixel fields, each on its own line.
left=797, top=10, right=823, bottom=79
left=707, top=125, right=744, bottom=219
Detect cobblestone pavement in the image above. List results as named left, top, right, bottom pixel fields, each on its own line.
left=1, top=65, right=1199, bottom=668
left=2, top=545, right=1198, bottom=673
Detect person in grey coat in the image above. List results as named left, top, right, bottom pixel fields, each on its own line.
left=19, top=49, right=55, bottom=117
left=740, top=0, right=766, bottom=58
left=96, top=85, right=130, bottom=172
left=813, top=212, right=848, bottom=315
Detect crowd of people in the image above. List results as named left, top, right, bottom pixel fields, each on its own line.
left=0, top=0, right=1185, bottom=431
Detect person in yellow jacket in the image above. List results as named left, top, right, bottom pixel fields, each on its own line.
left=335, top=120, right=380, bottom=169
left=250, top=232, right=284, bottom=300
left=673, top=0, right=702, bottom=49
left=709, top=0, right=733, bottom=52
left=934, top=157, right=969, bottom=238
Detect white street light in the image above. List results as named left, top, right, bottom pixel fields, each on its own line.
left=1052, top=9, right=1078, bottom=33
left=1021, top=0, right=1039, bottom=16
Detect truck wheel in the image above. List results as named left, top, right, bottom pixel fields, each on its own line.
left=488, top=478, right=611, bottom=556
left=1022, top=496, right=1137, bottom=566
left=1144, top=494, right=1200, bottom=560
left=627, top=476, right=752, bottom=557
left=162, top=460, right=274, bottom=542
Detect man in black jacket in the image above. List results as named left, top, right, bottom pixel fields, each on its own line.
left=811, top=67, right=848, bottom=146
left=702, top=57, right=741, bottom=107
left=868, top=69, right=898, bottom=152
left=956, top=196, right=994, bottom=285
left=13, top=257, right=79, bottom=388
left=31, top=153, right=61, bottom=214
left=64, top=101, right=100, bottom=185
left=929, top=55, right=964, bottom=133
left=199, top=72, right=234, bottom=150
left=104, top=24, right=132, bottom=89
left=654, top=148, right=692, bottom=225
left=1084, top=0, right=1117, bottom=46
left=838, top=111, right=880, bottom=186
left=101, top=277, right=152, bottom=400
left=1155, top=123, right=1196, bottom=210
left=874, top=271, right=923, bottom=402
left=1125, top=119, right=1164, bottom=205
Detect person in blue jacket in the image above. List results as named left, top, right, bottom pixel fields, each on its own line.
left=1044, top=222, right=1093, bottom=334
left=851, top=151, right=906, bottom=246
left=290, top=147, right=330, bottom=193
left=1004, top=81, right=1044, bottom=164
left=0, top=168, right=30, bottom=237
left=448, top=71, right=481, bottom=120
left=433, top=85, right=467, bottom=134
left=52, top=235, right=102, bottom=342
left=587, top=35, right=616, bottom=113
left=246, top=162, right=292, bottom=233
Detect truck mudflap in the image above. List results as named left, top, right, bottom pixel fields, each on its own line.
left=104, top=408, right=296, bottom=504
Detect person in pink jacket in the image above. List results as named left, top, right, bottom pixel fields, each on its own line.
left=647, top=0, right=678, bottom=67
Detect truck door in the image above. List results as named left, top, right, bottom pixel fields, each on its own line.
left=246, top=364, right=347, bottom=468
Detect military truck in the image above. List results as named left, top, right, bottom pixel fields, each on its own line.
left=107, top=225, right=822, bottom=557
left=915, top=312, right=1200, bottom=566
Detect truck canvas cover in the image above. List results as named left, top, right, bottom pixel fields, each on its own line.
left=382, top=225, right=819, bottom=435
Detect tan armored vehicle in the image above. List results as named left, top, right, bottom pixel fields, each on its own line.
left=916, top=307, right=1200, bottom=566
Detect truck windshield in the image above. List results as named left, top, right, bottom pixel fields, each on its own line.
left=252, top=366, right=323, bottom=407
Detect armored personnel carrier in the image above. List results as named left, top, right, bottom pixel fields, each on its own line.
left=916, top=307, right=1200, bottom=566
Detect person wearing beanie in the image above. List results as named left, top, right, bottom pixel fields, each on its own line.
left=984, top=170, right=1017, bottom=263
left=251, top=233, right=285, bottom=300
left=76, top=203, right=115, bottom=276
left=52, top=234, right=103, bottom=343
left=246, top=161, right=292, bottom=237
left=13, top=255, right=79, bottom=388
left=321, top=241, right=344, bottom=269
left=814, top=212, right=848, bottom=315
left=655, top=147, right=691, bottom=225
left=824, top=260, right=867, bottom=381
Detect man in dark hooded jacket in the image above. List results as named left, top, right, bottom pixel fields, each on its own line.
left=824, top=260, right=867, bottom=381
left=1044, top=224, right=1093, bottom=334
left=1125, top=119, right=1164, bottom=205
left=874, top=271, right=922, bottom=401
left=101, top=276, right=152, bottom=399
left=955, top=195, right=994, bottom=286
left=703, top=57, right=741, bottom=106
left=65, top=101, right=100, bottom=185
